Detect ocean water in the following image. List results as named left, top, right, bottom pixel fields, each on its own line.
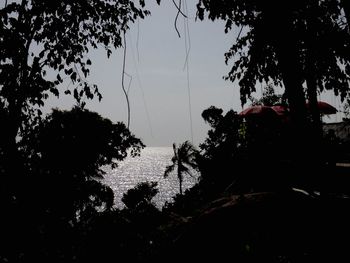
left=103, top=147, right=199, bottom=208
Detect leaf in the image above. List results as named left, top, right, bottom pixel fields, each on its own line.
left=50, top=87, right=59, bottom=97
left=71, top=72, right=77, bottom=82
left=73, top=88, right=79, bottom=100
left=65, top=68, right=73, bottom=75
left=57, top=74, right=62, bottom=83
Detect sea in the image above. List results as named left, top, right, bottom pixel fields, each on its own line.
left=102, top=147, right=199, bottom=209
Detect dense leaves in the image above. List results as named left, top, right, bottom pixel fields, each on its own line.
left=26, top=107, right=144, bottom=177
left=249, top=84, right=284, bottom=106
left=0, top=2, right=156, bottom=262
left=1, top=106, right=145, bottom=262
left=26, top=107, right=144, bottom=222
left=198, top=106, right=245, bottom=191
left=196, top=0, right=350, bottom=130
left=0, top=0, right=158, bottom=166
left=122, top=181, right=159, bottom=210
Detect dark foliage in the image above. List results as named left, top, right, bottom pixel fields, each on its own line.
left=0, top=0, right=159, bottom=178
left=2, top=1, right=350, bottom=262
left=0, top=107, right=145, bottom=262
left=196, top=0, right=350, bottom=140
left=249, top=84, right=285, bottom=106
left=122, top=181, right=159, bottom=210
left=198, top=106, right=245, bottom=192
left=27, top=107, right=144, bottom=176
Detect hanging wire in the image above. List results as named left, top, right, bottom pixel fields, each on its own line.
left=136, top=18, right=140, bottom=62
left=127, top=33, right=154, bottom=138
left=183, top=0, right=194, bottom=143
left=172, top=0, right=186, bottom=37
left=121, top=31, right=131, bottom=128
left=172, top=0, right=188, bottom=18
left=124, top=72, right=133, bottom=95
left=182, top=1, right=191, bottom=70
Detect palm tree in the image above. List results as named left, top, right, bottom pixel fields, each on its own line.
left=164, top=141, right=198, bottom=195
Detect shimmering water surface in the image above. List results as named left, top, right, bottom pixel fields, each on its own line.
left=103, top=147, right=199, bottom=208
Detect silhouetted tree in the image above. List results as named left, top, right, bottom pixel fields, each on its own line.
left=1, top=107, right=145, bottom=262
left=196, top=0, right=350, bottom=141
left=164, top=141, right=198, bottom=195
left=198, top=106, right=244, bottom=192
left=122, top=181, right=159, bottom=210
left=27, top=106, right=144, bottom=221
left=0, top=0, right=159, bottom=175
left=0, top=2, right=156, bottom=259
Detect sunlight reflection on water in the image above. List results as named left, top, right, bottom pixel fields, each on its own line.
left=103, top=147, right=199, bottom=209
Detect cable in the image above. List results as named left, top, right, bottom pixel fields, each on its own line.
left=127, top=33, right=154, bottom=138
left=137, top=18, right=140, bottom=62
left=182, top=0, right=191, bottom=70
left=173, top=0, right=182, bottom=37
left=121, top=31, right=131, bottom=128
left=183, top=0, right=194, bottom=143
left=124, top=72, right=133, bottom=95
left=172, top=0, right=188, bottom=18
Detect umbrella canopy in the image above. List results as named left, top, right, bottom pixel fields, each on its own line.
left=306, top=101, right=337, bottom=115
left=271, top=105, right=289, bottom=116
left=239, top=105, right=279, bottom=118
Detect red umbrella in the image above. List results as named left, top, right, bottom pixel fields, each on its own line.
left=306, top=101, right=337, bottom=115
left=239, top=105, right=278, bottom=118
left=271, top=105, right=289, bottom=116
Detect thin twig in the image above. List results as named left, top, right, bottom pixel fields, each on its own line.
left=236, top=25, right=243, bottom=42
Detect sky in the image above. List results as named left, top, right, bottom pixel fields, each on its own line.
left=43, top=1, right=244, bottom=147
left=45, top=1, right=344, bottom=147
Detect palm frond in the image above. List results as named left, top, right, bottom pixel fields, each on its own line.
left=183, top=168, right=194, bottom=178
left=172, top=143, right=178, bottom=159
left=164, top=164, right=175, bottom=178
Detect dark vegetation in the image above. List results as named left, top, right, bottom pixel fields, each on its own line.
left=1, top=0, right=350, bottom=262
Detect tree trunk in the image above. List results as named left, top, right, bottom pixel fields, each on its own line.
left=305, top=6, right=323, bottom=140
left=305, top=64, right=322, bottom=138
left=272, top=10, right=310, bottom=172
left=274, top=26, right=307, bottom=137
left=178, top=170, right=183, bottom=195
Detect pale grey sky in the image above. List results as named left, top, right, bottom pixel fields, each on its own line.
left=45, top=1, right=344, bottom=146
left=46, top=1, right=243, bottom=147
